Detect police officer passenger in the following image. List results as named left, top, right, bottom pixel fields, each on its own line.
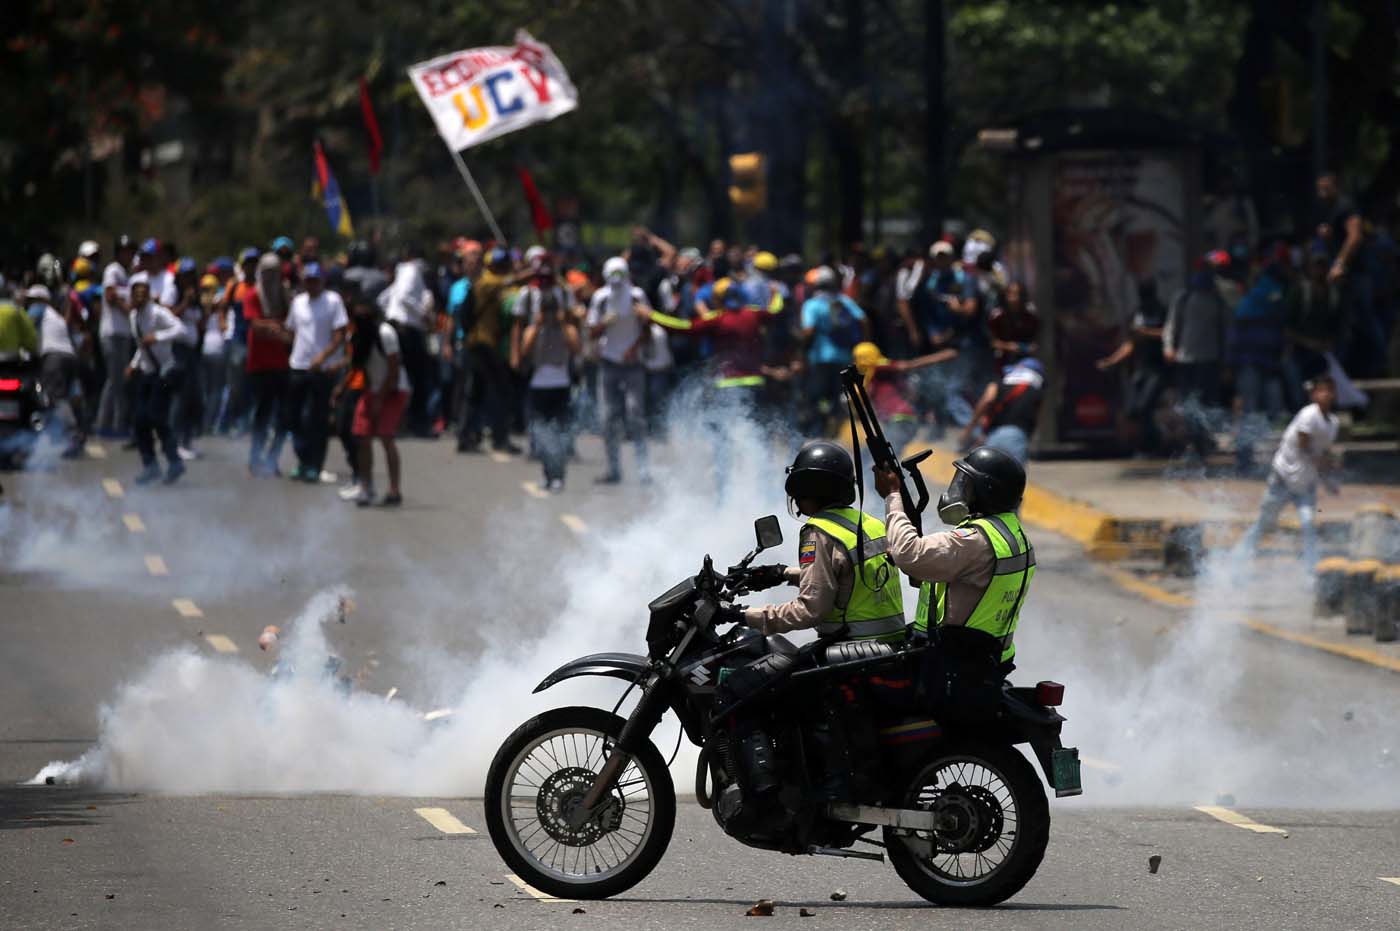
left=732, top=440, right=905, bottom=642
left=874, top=446, right=1034, bottom=669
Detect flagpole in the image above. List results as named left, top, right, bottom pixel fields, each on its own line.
left=448, top=146, right=506, bottom=244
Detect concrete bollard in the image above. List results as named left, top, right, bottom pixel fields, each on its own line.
left=1343, top=560, right=1383, bottom=636
left=1313, top=556, right=1352, bottom=617
left=1350, top=505, right=1400, bottom=563
left=1375, top=566, right=1400, bottom=644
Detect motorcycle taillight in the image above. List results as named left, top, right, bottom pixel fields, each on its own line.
left=1035, top=680, right=1065, bottom=706
left=0, top=378, right=19, bottom=391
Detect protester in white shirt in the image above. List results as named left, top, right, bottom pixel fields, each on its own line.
left=96, top=235, right=136, bottom=436
left=1241, top=376, right=1341, bottom=566
left=26, top=285, right=81, bottom=456
left=278, top=263, right=347, bottom=482
left=125, top=272, right=187, bottom=484
left=586, top=256, right=652, bottom=483
left=351, top=300, right=409, bottom=507
left=380, top=247, right=437, bottom=435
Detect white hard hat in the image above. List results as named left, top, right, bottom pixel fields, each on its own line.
left=77, top=240, right=100, bottom=259
left=524, top=245, right=547, bottom=264
left=603, top=256, right=629, bottom=280
left=24, top=284, right=51, bottom=303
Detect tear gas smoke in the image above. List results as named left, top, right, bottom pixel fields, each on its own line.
left=22, top=391, right=1399, bottom=806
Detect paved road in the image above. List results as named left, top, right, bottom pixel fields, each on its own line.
left=1, top=431, right=1397, bottom=929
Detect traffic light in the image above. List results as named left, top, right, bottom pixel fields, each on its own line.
left=728, top=152, right=767, bottom=216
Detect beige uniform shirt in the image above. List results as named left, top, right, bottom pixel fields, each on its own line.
left=743, top=525, right=855, bottom=635
left=883, top=493, right=995, bottom=626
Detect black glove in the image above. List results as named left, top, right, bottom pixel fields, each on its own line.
left=715, top=604, right=747, bottom=628
left=745, top=564, right=790, bottom=592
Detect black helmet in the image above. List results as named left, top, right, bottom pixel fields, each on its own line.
left=784, top=440, right=855, bottom=508
left=937, top=446, right=1026, bottom=524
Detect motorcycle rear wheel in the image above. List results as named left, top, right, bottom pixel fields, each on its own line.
left=484, top=706, right=676, bottom=900
left=885, top=742, right=1049, bottom=907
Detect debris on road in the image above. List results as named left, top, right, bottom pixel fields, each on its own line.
left=572, top=907, right=587, bottom=914
left=800, top=907, right=816, bottom=917
left=829, top=889, right=848, bottom=901
left=105, top=894, right=115, bottom=900
left=258, top=625, right=280, bottom=651
left=1148, top=855, right=1162, bottom=874
left=62, top=838, right=74, bottom=844
left=746, top=899, right=775, bottom=916
left=434, top=880, right=446, bottom=887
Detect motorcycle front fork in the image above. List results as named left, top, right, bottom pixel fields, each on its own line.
left=573, top=676, right=670, bottom=823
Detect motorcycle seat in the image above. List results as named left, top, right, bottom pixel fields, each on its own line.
left=823, top=640, right=895, bottom=665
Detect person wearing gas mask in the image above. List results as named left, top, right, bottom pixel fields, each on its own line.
left=874, top=447, right=1034, bottom=672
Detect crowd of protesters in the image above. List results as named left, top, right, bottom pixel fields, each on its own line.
left=2, top=167, right=1395, bottom=504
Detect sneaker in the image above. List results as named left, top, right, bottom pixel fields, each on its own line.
left=456, top=437, right=482, bottom=454
left=355, top=487, right=373, bottom=507
left=594, top=472, right=622, bottom=485
left=163, top=460, right=186, bottom=485
left=177, top=446, right=200, bottom=461
left=378, top=491, right=403, bottom=507
left=301, top=468, right=321, bottom=484
left=134, top=463, right=161, bottom=485
left=318, top=470, right=338, bottom=485
left=546, top=478, right=564, bottom=493
left=337, top=483, right=361, bottom=501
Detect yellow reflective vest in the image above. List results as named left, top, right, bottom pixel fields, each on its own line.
left=804, top=508, right=907, bottom=642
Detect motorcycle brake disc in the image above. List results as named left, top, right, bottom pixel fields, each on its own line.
left=536, top=766, right=625, bottom=847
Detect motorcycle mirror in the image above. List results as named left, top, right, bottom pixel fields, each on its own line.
left=754, top=515, right=783, bottom=552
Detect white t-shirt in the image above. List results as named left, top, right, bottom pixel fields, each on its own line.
left=384, top=260, right=431, bottom=330
left=1271, top=402, right=1340, bottom=494
left=147, top=269, right=178, bottom=309
left=99, top=261, right=130, bottom=338
left=40, top=306, right=75, bottom=357
left=642, top=323, right=673, bottom=373
left=127, top=303, right=186, bottom=374
left=202, top=307, right=226, bottom=357
left=286, top=290, right=349, bottom=371
left=366, top=321, right=410, bottom=393
left=586, top=283, right=651, bottom=365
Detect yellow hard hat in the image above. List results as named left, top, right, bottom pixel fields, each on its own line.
left=852, top=341, right=888, bottom=374
left=752, top=251, right=778, bottom=272
left=199, top=274, right=220, bottom=290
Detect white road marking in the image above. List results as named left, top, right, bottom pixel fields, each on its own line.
left=204, top=634, right=238, bottom=654
left=521, top=481, right=548, bottom=499
left=559, top=513, right=588, bottom=535
left=102, top=478, right=124, bottom=499
left=1194, top=806, right=1288, bottom=836
left=489, top=451, right=513, bottom=464
left=1079, top=755, right=1121, bottom=773
left=171, top=598, right=203, bottom=618
left=122, top=514, right=146, bottom=533
left=384, top=686, right=398, bottom=702
left=1380, top=877, right=1400, bottom=888
left=415, top=807, right=476, bottom=835
left=506, top=873, right=574, bottom=903
left=144, top=554, right=169, bottom=576
left=84, top=443, right=107, bottom=459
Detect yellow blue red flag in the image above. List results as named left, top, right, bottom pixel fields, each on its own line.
left=312, top=139, right=354, bottom=237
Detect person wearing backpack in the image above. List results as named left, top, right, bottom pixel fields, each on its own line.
left=798, top=265, right=869, bottom=433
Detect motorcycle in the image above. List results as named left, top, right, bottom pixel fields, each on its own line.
left=485, top=516, right=1083, bottom=907
left=0, top=359, right=48, bottom=470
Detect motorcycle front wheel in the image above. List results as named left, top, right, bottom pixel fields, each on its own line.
left=884, top=742, right=1050, bottom=907
left=484, top=706, right=676, bottom=900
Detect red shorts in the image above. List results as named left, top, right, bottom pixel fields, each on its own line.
left=353, top=390, right=408, bottom=438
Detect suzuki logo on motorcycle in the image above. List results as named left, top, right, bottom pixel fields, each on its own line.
left=688, top=666, right=710, bottom=687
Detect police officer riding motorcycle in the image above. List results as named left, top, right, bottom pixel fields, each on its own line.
left=485, top=433, right=1081, bottom=907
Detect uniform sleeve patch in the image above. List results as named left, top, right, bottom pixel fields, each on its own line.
left=798, top=541, right=818, bottom=565
left=955, top=528, right=977, bottom=538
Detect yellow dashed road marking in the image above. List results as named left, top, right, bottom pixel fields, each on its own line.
left=84, top=443, right=107, bottom=459
left=204, top=634, right=238, bottom=654
left=144, top=554, right=169, bottom=576
left=102, top=478, right=124, bottom=499
left=1194, top=806, right=1288, bottom=835
left=559, top=513, right=588, bottom=535
left=521, top=481, right=548, bottom=499
left=414, top=807, right=476, bottom=835
left=506, top=873, right=573, bottom=903
left=1380, top=877, right=1400, bottom=888
left=122, top=514, right=146, bottom=533
left=171, top=598, right=203, bottom=619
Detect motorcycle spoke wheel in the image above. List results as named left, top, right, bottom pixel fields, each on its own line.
left=502, top=727, right=656, bottom=884
left=906, top=757, right=1019, bottom=885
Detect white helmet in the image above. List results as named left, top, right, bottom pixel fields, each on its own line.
left=810, top=265, right=839, bottom=292
left=603, top=256, right=629, bottom=281
left=24, top=284, right=51, bottom=304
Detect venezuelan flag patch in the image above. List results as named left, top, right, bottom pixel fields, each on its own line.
left=798, top=540, right=817, bottom=565
left=878, top=718, right=942, bottom=745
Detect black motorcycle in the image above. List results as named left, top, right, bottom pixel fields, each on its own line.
left=0, top=359, right=48, bottom=469
left=485, top=516, right=1082, bottom=907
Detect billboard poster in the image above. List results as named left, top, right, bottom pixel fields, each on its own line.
left=1051, top=152, right=1186, bottom=443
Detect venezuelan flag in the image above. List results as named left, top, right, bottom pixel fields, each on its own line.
left=312, top=139, right=354, bottom=237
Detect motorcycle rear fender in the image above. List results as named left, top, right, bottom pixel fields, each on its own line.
left=533, top=651, right=706, bottom=746
left=999, top=689, right=1078, bottom=797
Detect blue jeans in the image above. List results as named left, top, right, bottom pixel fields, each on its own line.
left=985, top=424, right=1030, bottom=464
left=1242, top=472, right=1318, bottom=566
